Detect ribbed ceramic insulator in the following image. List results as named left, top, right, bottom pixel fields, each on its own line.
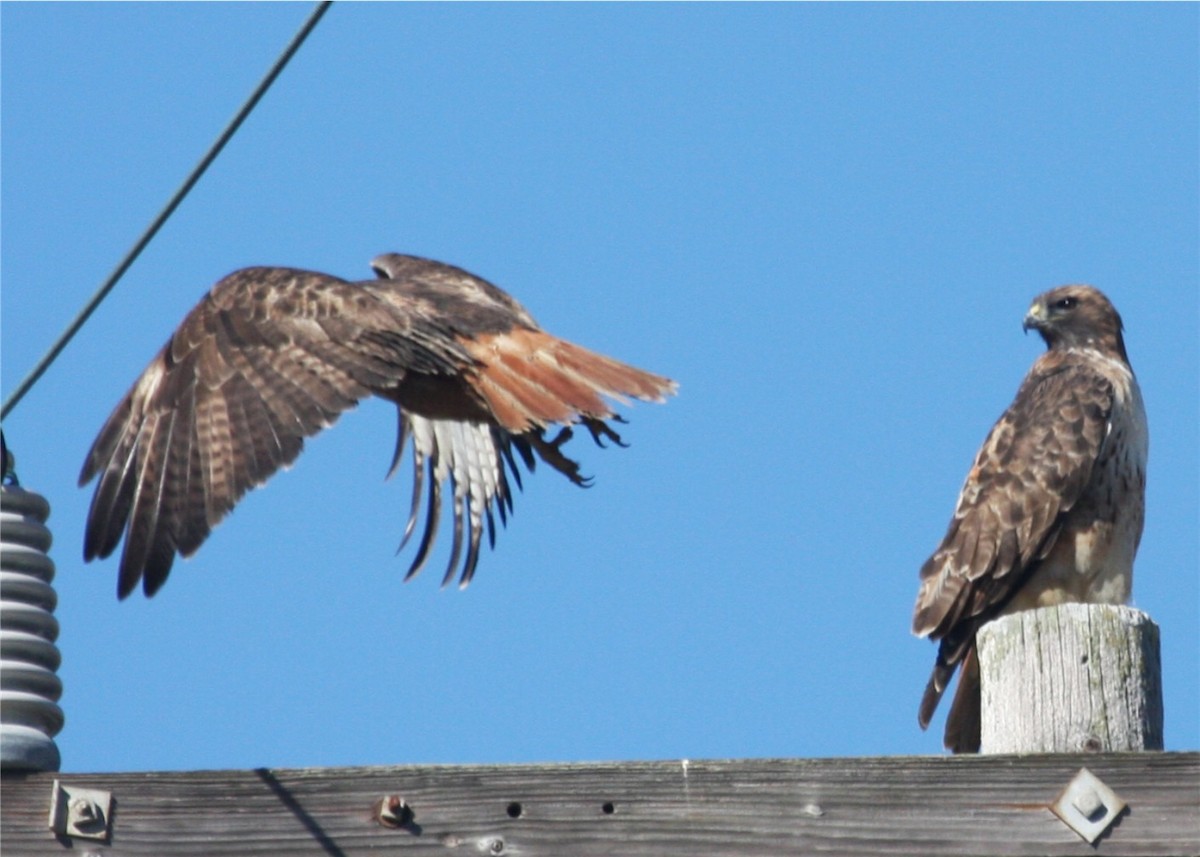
left=1, top=486, right=63, bottom=772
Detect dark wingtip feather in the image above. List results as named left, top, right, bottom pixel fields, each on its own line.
left=116, top=573, right=136, bottom=601
left=140, top=543, right=176, bottom=599
left=397, top=447, right=425, bottom=555
left=84, top=463, right=136, bottom=563
left=404, top=469, right=442, bottom=581
left=386, top=409, right=410, bottom=481
left=510, top=436, right=536, bottom=475
left=485, top=503, right=498, bottom=549
left=115, top=530, right=175, bottom=597
left=440, top=485, right=466, bottom=589
left=117, top=548, right=145, bottom=601
left=458, top=515, right=484, bottom=589
left=499, top=439, right=526, bottom=495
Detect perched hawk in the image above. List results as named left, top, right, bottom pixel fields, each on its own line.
left=80, top=253, right=676, bottom=599
left=912, top=285, right=1147, bottom=753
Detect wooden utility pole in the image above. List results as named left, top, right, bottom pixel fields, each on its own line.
left=977, top=604, right=1163, bottom=754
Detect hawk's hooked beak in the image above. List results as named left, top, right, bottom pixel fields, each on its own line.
left=1022, top=300, right=1047, bottom=334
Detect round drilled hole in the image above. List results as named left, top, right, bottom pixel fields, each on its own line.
left=601, top=801, right=616, bottom=815
left=506, top=802, right=523, bottom=818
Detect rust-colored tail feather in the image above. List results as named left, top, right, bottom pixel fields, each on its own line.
left=466, top=330, right=676, bottom=434
left=553, top=339, right=673, bottom=402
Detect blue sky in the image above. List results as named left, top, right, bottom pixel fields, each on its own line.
left=2, top=3, right=1196, bottom=773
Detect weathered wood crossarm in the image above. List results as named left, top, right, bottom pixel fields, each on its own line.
left=3, top=752, right=1196, bottom=855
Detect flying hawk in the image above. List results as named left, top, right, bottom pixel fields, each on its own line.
left=80, top=253, right=676, bottom=599
left=912, top=285, right=1147, bottom=753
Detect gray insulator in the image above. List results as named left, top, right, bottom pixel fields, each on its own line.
left=1, top=486, right=63, bottom=772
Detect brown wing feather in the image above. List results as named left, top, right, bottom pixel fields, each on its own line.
left=912, top=352, right=1114, bottom=745
left=81, top=265, right=472, bottom=598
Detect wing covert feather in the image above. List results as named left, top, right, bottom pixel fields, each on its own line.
left=913, top=357, right=1114, bottom=639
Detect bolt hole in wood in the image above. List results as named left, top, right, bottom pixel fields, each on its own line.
left=601, top=801, right=616, bottom=815
left=506, top=802, right=522, bottom=818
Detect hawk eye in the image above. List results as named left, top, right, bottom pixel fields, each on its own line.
left=1052, top=296, right=1077, bottom=311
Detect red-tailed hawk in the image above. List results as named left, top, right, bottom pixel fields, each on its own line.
left=80, top=253, right=676, bottom=599
left=913, top=285, right=1147, bottom=753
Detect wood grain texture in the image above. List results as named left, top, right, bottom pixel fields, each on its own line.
left=3, top=753, right=1196, bottom=855
left=978, top=604, right=1163, bottom=753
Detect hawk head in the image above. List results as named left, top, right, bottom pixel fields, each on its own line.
left=1023, top=285, right=1128, bottom=363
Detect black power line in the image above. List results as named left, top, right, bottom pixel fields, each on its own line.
left=1, top=1, right=333, bottom=422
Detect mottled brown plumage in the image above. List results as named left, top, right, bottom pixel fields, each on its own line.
left=80, top=253, right=676, bottom=598
left=912, top=285, right=1147, bottom=752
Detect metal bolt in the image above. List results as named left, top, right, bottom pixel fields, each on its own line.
left=374, top=795, right=414, bottom=828
left=69, top=797, right=102, bottom=825
left=1071, top=786, right=1104, bottom=820
left=489, top=837, right=505, bottom=854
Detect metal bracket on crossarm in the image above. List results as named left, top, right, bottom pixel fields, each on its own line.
left=48, top=780, right=113, bottom=842
left=1051, top=767, right=1127, bottom=844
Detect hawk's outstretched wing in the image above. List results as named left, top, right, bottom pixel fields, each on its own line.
left=912, top=285, right=1146, bottom=752
left=81, top=253, right=676, bottom=598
